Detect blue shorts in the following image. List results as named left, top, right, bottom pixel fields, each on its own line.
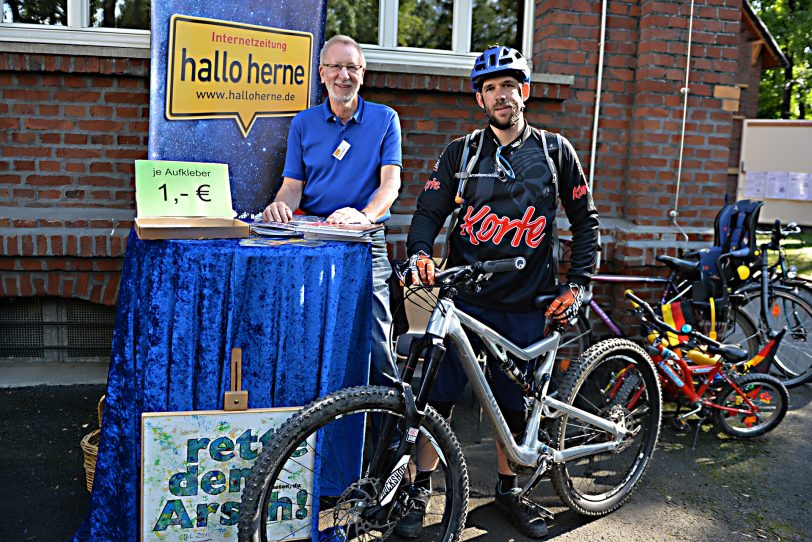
left=428, top=300, right=547, bottom=413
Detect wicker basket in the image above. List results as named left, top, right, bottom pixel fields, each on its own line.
left=80, top=395, right=105, bottom=492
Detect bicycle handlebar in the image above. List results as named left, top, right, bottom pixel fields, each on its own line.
left=624, top=290, right=722, bottom=349
left=434, top=256, right=526, bottom=284
left=482, top=257, right=526, bottom=274
left=755, top=219, right=801, bottom=240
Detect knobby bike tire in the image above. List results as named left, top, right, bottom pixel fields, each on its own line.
left=238, top=385, right=469, bottom=542
left=739, top=289, right=812, bottom=388
left=550, top=339, right=662, bottom=516
left=712, top=373, right=789, bottom=438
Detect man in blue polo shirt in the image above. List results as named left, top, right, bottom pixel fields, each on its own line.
left=262, top=34, right=402, bottom=382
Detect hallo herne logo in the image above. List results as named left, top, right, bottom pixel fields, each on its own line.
left=572, top=184, right=588, bottom=200
left=424, top=179, right=440, bottom=191
left=459, top=205, right=546, bottom=248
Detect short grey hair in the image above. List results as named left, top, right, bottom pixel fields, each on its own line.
left=319, top=35, right=366, bottom=66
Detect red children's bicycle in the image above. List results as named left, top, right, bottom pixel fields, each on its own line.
left=623, top=290, right=788, bottom=440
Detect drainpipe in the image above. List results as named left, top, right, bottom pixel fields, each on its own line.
left=588, top=0, right=608, bottom=194
left=670, top=0, right=696, bottom=243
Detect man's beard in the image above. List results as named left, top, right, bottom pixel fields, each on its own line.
left=327, top=79, right=359, bottom=104
left=485, top=100, right=522, bottom=130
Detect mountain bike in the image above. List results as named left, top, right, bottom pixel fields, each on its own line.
left=238, top=257, right=662, bottom=542
left=625, top=290, right=788, bottom=441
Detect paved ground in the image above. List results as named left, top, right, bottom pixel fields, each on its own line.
left=2, top=382, right=811, bottom=541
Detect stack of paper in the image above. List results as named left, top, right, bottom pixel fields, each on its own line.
left=251, top=219, right=383, bottom=242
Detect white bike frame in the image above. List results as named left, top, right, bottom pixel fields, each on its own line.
left=425, top=298, right=632, bottom=467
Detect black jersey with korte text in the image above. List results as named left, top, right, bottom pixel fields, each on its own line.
left=407, top=122, right=599, bottom=312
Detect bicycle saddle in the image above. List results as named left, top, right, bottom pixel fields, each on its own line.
left=656, top=254, right=700, bottom=274
left=705, top=343, right=748, bottom=363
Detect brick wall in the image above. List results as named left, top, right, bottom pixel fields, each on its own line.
left=727, top=23, right=765, bottom=195
left=0, top=1, right=778, bottom=308
left=0, top=53, right=148, bottom=304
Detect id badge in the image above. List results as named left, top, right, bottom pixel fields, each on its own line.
left=333, top=140, right=351, bottom=160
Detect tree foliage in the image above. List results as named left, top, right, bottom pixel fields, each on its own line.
left=326, top=0, right=518, bottom=52
left=4, top=0, right=66, bottom=24
left=752, top=0, right=812, bottom=119
left=471, top=0, right=519, bottom=51
left=3, top=0, right=148, bottom=28
left=325, top=0, right=379, bottom=45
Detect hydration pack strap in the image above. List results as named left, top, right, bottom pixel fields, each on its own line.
left=440, top=129, right=484, bottom=267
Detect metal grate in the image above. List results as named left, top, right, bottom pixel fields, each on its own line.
left=0, top=297, right=115, bottom=362
left=66, top=302, right=115, bottom=359
left=0, top=298, right=45, bottom=358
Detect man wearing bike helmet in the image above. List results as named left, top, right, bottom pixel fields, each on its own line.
left=261, top=35, right=402, bottom=385
left=399, top=45, right=599, bottom=539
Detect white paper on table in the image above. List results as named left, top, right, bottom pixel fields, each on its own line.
left=742, top=171, right=766, bottom=198
left=765, top=171, right=789, bottom=199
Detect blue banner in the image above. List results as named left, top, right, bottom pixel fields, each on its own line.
left=149, top=1, right=327, bottom=215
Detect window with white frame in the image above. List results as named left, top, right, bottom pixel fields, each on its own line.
left=1, top=0, right=534, bottom=72
left=3, top=0, right=148, bottom=29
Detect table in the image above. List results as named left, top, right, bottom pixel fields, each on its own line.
left=72, top=232, right=372, bottom=541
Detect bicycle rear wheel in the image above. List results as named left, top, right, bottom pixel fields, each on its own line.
left=238, top=386, right=468, bottom=542
left=713, top=373, right=788, bottom=438
left=552, top=314, right=592, bottom=388
left=741, top=290, right=812, bottom=387
left=694, top=304, right=760, bottom=356
left=550, top=339, right=661, bottom=516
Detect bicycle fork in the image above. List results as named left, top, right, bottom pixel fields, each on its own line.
left=366, top=335, right=448, bottom=514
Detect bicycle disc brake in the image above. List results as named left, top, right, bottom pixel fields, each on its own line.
left=331, top=477, right=397, bottom=541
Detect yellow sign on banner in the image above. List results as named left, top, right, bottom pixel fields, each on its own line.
left=166, top=15, right=313, bottom=136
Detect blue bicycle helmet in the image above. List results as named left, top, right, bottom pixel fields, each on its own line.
left=470, top=45, right=531, bottom=92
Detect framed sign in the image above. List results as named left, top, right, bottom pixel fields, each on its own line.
left=141, top=408, right=314, bottom=541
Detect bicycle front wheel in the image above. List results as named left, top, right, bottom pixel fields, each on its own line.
left=741, top=290, right=812, bottom=387
left=713, top=373, right=788, bottom=438
left=550, top=339, right=662, bottom=517
left=238, top=386, right=469, bottom=542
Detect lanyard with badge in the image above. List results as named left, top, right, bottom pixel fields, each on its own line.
left=333, top=139, right=351, bottom=160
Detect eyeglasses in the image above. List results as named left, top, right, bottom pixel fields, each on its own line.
left=322, top=63, right=364, bottom=74
left=495, top=145, right=516, bottom=180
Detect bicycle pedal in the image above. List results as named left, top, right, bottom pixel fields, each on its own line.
left=671, top=416, right=690, bottom=433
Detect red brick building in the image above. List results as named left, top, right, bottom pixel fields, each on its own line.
left=0, top=0, right=787, bottom=364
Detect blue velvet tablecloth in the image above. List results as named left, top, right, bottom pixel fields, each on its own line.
left=72, top=232, right=372, bottom=541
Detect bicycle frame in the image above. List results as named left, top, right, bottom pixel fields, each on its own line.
left=407, top=297, right=631, bottom=467
left=651, top=345, right=763, bottom=418
left=587, top=273, right=676, bottom=337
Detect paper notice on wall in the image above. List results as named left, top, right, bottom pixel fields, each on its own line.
left=786, top=172, right=810, bottom=201
left=765, top=171, right=789, bottom=199
left=743, top=171, right=766, bottom=198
